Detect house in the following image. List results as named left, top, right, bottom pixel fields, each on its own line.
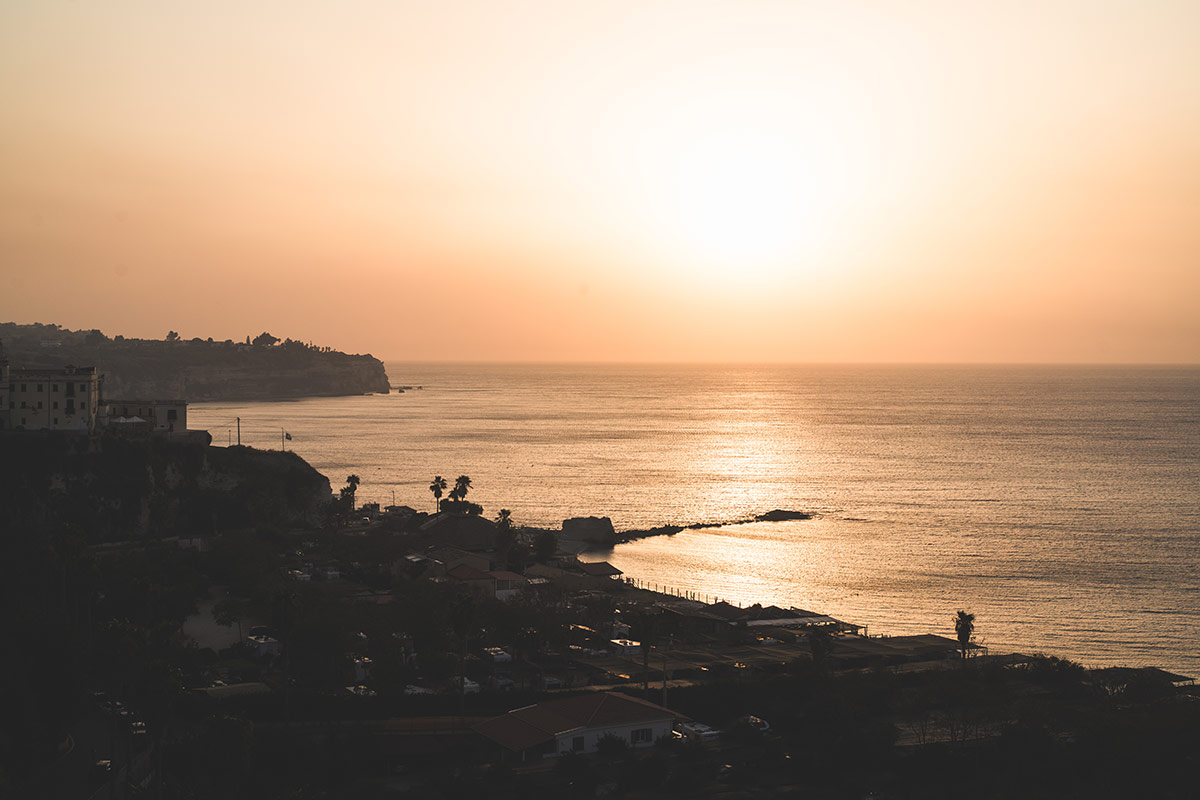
left=0, top=350, right=103, bottom=431
left=474, top=691, right=684, bottom=761
left=417, top=512, right=497, bottom=550
left=443, top=564, right=496, bottom=597
left=247, top=635, right=280, bottom=657
left=425, top=546, right=491, bottom=574
left=103, top=399, right=188, bottom=433
left=490, top=570, right=529, bottom=601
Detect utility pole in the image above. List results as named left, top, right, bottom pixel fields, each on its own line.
left=236, top=416, right=240, bottom=446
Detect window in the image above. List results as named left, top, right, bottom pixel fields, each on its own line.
left=37, top=384, right=43, bottom=392
left=19, top=401, right=25, bottom=409
left=53, top=402, right=58, bottom=410
left=572, top=736, right=585, bottom=752
left=79, top=383, right=86, bottom=391
left=20, top=383, right=26, bottom=392
left=37, top=401, right=43, bottom=409
left=167, top=409, right=178, bottom=421
left=631, top=728, right=653, bottom=744
left=53, top=417, right=58, bottom=425
left=52, top=383, right=58, bottom=392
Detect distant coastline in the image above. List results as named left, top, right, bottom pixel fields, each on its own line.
left=1, top=321, right=390, bottom=401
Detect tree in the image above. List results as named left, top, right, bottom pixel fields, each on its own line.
left=954, top=610, right=976, bottom=660
left=495, top=509, right=516, bottom=570
left=213, top=596, right=247, bottom=642
left=343, top=475, right=361, bottom=511
left=453, top=475, right=472, bottom=503
left=808, top=625, right=834, bottom=671
left=429, top=476, right=447, bottom=512
left=252, top=331, right=280, bottom=347
left=165, top=330, right=180, bottom=342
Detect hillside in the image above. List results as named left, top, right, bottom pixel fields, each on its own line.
left=1, top=322, right=390, bottom=400
left=0, top=431, right=333, bottom=541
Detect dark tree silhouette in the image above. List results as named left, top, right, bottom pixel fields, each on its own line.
left=429, top=476, right=447, bottom=512
left=165, top=330, right=180, bottom=342
left=252, top=331, right=280, bottom=347
left=344, top=474, right=360, bottom=510
left=955, top=610, right=976, bottom=660
left=453, top=475, right=472, bottom=502
left=495, top=509, right=515, bottom=569
left=213, top=597, right=247, bottom=642
left=808, top=625, right=834, bottom=671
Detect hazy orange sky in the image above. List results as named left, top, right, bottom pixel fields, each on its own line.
left=2, top=1, right=1197, bottom=362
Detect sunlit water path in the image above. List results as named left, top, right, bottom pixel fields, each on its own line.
left=191, top=364, right=1200, bottom=675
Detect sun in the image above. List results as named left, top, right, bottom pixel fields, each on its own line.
left=638, top=127, right=845, bottom=284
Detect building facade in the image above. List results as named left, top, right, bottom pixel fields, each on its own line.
left=1, top=353, right=103, bottom=432
left=104, top=399, right=188, bottom=433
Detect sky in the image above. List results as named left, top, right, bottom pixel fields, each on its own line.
left=1, top=0, right=1197, bottom=362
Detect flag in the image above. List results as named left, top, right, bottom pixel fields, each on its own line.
left=284, top=432, right=292, bottom=441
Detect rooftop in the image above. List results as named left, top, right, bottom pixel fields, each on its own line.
left=474, top=691, right=683, bottom=752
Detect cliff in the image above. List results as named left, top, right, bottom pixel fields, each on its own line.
left=0, top=432, right=333, bottom=541
left=1, top=322, right=390, bottom=400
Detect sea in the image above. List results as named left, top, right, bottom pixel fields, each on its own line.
left=190, top=364, right=1200, bottom=676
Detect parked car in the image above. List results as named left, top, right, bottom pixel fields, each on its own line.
left=680, top=722, right=722, bottom=743
left=739, top=714, right=770, bottom=732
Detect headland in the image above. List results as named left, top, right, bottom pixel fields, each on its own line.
left=1, top=321, right=390, bottom=401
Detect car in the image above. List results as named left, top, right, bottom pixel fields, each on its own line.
left=130, top=720, right=147, bottom=736
left=739, top=714, right=770, bottom=732
left=483, top=647, right=512, bottom=662
left=680, top=722, right=721, bottom=743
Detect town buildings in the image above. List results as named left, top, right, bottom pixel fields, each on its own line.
left=1, top=339, right=186, bottom=433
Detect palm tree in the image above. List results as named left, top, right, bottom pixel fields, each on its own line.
left=453, top=475, right=472, bottom=502
left=429, top=476, right=447, bottom=512
left=345, top=474, right=360, bottom=510
left=495, top=509, right=515, bottom=569
left=954, top=610, right=976, bottom=660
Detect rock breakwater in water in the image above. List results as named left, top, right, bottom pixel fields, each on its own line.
left=554, top=509, right=815, bottom=546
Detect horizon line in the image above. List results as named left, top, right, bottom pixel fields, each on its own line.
left=376, top=359, right=1200, bottom=367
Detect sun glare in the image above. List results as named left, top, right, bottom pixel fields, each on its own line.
left=637, top=126, right=852, bottom=286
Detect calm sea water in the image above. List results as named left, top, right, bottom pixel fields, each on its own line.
left=190, top=364, right=1200, bottom=675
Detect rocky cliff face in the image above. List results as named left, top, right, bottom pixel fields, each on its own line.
left=0, top=432, right=333, bottom=541
left=99, top=348, right=391, bottom=401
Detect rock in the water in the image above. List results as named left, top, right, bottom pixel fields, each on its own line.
left=755, top=509, right=813, bottom=522
left=562, top=516, right=617, bottom=545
